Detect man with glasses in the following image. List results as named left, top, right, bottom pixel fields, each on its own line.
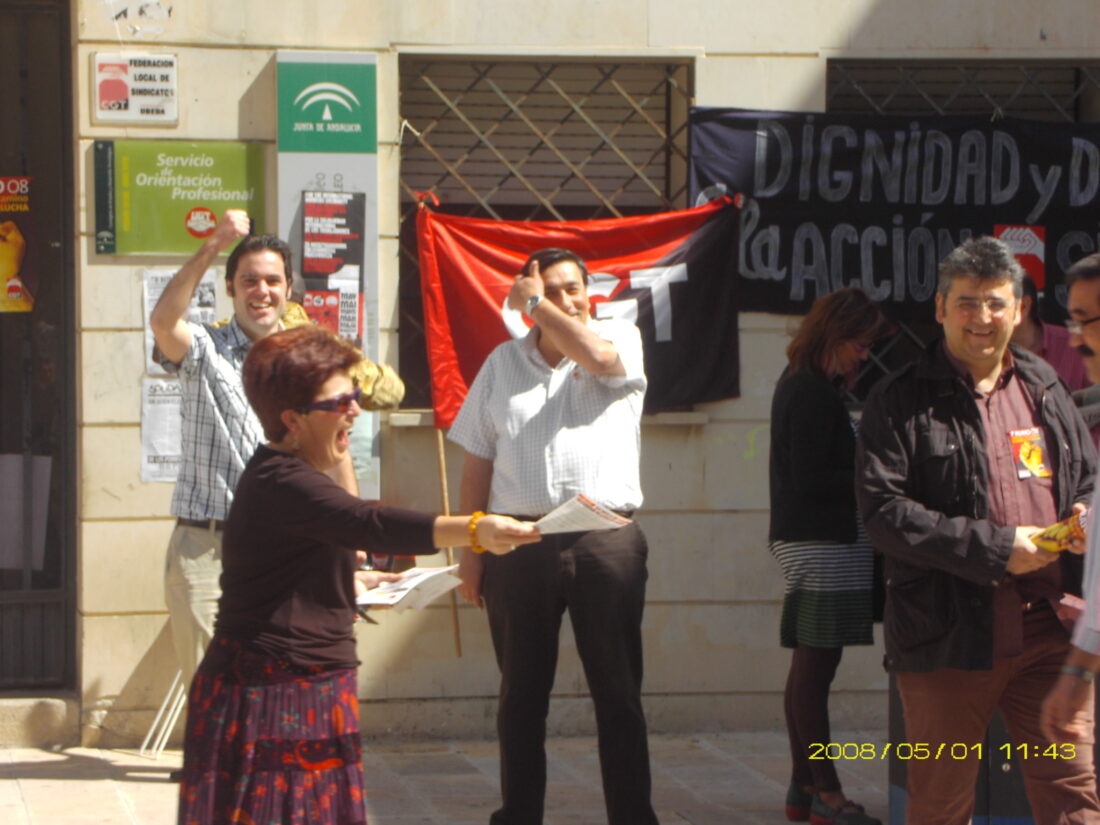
left=1011, top=275, right=1090, bottom=391
left=1042, top=253, right=1100, bottom=746
left=856, top=236, right=1100, bottom=825
left=150, top=210, right=402, bottom=715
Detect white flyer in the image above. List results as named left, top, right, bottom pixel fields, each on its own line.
left=534, top=494, right=632, bottom=535
left=356, top=564, right=461, bottom=612
left=141, top=377, right=182, bottom=483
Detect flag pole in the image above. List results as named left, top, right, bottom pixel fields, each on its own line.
left=435, top=427, right=463, bottom=657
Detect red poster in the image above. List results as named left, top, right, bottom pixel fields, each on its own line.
left=300, top=190, right=365, bottom=342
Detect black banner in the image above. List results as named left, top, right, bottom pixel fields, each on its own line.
left=689, top=108, right=1100, bottom=320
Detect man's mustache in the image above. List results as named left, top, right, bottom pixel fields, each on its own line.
left=1077, top=343, right=1096, bottom=358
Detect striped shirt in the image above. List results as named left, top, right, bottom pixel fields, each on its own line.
left=448, top=318, right=646, bottom=516
left=162, top=318, right=264, bottom=521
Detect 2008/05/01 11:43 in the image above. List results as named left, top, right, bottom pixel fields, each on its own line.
left=809, top=742, right=1078, bottom=760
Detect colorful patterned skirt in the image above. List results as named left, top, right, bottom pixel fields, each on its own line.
left=177, top=635, right=366, bottom=825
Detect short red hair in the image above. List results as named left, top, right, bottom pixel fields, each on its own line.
left=242, top=326, right=360, bottom=441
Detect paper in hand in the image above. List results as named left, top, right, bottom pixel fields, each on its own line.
left=534, top=494, right=632, bottom=535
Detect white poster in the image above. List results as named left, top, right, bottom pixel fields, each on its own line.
left=0, top=454, right=51, bottom=570
left=141, top=377, right=183, bottom=483
left=92, top=52, right=178, bottom=124
left=143, top=268, right=217, bottom=375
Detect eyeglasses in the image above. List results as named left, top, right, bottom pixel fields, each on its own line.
left=301, top=387, right=361, bottom=414
left=953, top=297, right=1014, bottom=317
left=1067, top=315, right=1100, bottom=336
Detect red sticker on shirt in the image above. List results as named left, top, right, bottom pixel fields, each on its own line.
left=1010, top=427, right=1052, bottom=479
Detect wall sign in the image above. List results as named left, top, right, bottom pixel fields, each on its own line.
left=92, top=53, right=178, bottom=125
left=94, top=140, right=265, bottom=255
left=277, top=50, right=380, bottom=496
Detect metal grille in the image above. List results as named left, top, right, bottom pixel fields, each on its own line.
left=828, top=61, right=1100, bottom=122
left=829, top=60, right=1100, bottom=398
left=397, top=58, right=692, bottom=407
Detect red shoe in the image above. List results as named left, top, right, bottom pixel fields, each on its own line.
left=785, top=782, right=812, bottom=821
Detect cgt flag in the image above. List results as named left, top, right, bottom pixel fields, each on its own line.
left=417, top=197, right=741, bottom=428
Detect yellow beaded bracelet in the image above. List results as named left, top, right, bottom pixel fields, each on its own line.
left=468, top=511, right=489, bottom=554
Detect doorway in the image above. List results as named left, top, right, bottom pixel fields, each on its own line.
left=0, top=0, right=76, bottom=689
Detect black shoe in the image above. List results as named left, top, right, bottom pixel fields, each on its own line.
left=809, top=795, right=882, bottom=825
left=168, top=769, right=183, bottom=781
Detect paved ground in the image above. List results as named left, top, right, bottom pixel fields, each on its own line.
left=0, top=729, right=890, bottom=824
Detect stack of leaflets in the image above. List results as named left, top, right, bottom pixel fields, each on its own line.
left=356, top=564, right=460, bottom=612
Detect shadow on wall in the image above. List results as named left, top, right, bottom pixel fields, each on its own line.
left=82, top=621, right=181, bottom=749
left=2, top=696, right=80, bottom=748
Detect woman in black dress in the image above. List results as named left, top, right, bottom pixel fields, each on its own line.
left=769, top=288, right=892, bottom=825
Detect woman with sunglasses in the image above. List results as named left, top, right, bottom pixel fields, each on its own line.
left=177, top=325, right=539, bottom=825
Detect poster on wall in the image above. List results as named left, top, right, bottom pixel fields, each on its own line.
left=0, top=176, right=35, bottom=313
left=140, top=269, right=217, bottom=481
left=300, top=190, right=364, bottom=342
left=140, top=378, right=183, bottom=483
left=277, top=50, right=380, bottom=497
left=0, top=454, right=51, bottom=570
left=92, top=53, right=179, bottom=125
left=142, top=268, right=217, bottom=375
left=94, top=140, right=265, bottom=255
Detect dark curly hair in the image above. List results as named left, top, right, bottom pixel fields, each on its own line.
left=937, top=236, right=1024, bottom=299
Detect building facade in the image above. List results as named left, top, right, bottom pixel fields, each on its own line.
left=3, top=0, right=1099, bottom=745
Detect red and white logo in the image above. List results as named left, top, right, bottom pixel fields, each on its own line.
left=185, top=207, right=217, bottom=238
left=97, top=63, right=129, bottom=111
left=995, top=225, right=1046, bottom=288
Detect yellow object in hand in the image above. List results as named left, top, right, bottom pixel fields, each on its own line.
left=1031, top=510, right=1088, bottom=553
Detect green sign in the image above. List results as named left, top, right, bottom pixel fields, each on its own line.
left=277, top=60, right=377, bottom=154
left=94, top=140, right=265, bottom=254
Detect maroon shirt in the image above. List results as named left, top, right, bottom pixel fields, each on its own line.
left=948, top=348, right=1061, bottom=657
left=216, top=445, right=437, bottom=669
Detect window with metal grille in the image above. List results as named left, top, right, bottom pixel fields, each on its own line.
left=397, top=58, right=692, bottom=408
left=828, top=60, right=1100, bottom=398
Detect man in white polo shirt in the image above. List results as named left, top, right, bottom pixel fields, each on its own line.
left=449, top=248, right=659, bottom=825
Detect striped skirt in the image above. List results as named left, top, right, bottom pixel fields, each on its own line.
left=769, top=536, right=875, bottom=649
left=177, top=636, right=366, bottom=825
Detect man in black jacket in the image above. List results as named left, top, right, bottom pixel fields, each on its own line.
left=857, top=236, right=1100, bottom=825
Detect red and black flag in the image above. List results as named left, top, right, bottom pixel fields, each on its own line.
left=416, top=197, right=741, bottom=427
